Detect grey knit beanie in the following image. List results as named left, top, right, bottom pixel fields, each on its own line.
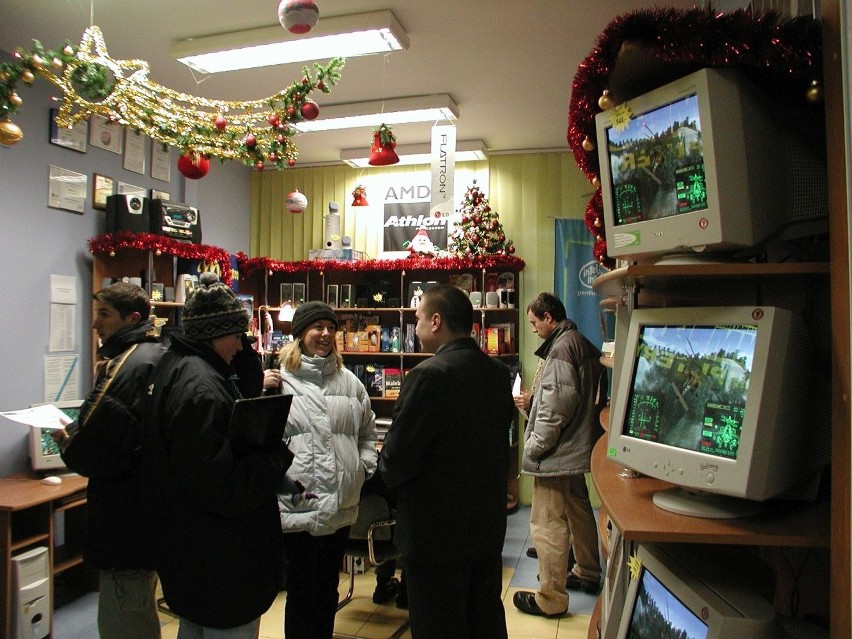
left=182, top=272, right=249, bottom=340
left=290, top=300, right=338, bottom=337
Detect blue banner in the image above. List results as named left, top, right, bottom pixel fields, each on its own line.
left=554, top=219, right=610, bottom=350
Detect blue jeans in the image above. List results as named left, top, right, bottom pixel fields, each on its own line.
left=177, top=617, right=260, bottom=639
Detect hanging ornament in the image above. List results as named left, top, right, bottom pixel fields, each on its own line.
left=300, top=100, right=319, bottom=120
left=279, top=0, right=320, bottom=34
left=805, top=80, right=823, bottom=104
left=582, top=137, right=595, bottom=152
left=177, top=152, right=210, bottom=179
left=286, top=189, right=308, bottom=213
left=368, top=123, right=399, bottom=166
left=0, top=119, right=24, bottom=146
left=598, top=89, right=615, bottom=111
left=351, top=184, right=369, bottom=207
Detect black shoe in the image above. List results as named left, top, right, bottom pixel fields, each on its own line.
left=566, top=573, right=600, bottom=594
left=512, top=591, right=566, bottom=618
left=395, top=582, right=408, bottom=609
left=525, top=547, right=538, bottom=559
left=372, top=577, right=400, bottom=604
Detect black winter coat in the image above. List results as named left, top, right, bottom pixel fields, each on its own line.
left=379, top=337, right=515, bottom=563
left=143, top=333, right=285, bottom=629
left=61, top=319, right=165, bottom=570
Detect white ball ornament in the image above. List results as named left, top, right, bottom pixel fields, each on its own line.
left=279, top=0, right=320, bottom=34
left=285, top=189, right=308, bottom=213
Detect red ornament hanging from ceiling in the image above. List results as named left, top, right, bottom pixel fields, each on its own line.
left=368, top=124, right=399, bottom=166
left=177, top=152, right=210, bottom=179
left=279, top=0, right=320, bottom=34
left=351, top=184, right=368, bottom=206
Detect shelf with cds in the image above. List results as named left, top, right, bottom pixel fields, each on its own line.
left=239, top=256, right=525, bottom=510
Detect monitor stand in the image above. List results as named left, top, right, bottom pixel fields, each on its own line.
left=652, top=487, right=766, bottom=519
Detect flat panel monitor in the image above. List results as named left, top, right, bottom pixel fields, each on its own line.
left=615, top=542, right=782, bottom=639
left=607, top=306, right=829, bottom=518
left=28, top=400, right=83, bottom=472
left=595, top=67, right=827, bottom=263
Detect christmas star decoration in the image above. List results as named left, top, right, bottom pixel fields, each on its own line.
left=2, top=26, right=344, bottom=169
left=627, top=553, right=643, bottom=581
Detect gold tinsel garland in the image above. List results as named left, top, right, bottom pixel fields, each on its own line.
left=1, top=26, right=344, bottom=169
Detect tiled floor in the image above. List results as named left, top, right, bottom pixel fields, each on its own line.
left=54, top=506, right=596, bottom=639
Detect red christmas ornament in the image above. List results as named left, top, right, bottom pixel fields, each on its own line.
left=279, top=0, right=319, bottom=34
left=351, top=185, right=368, bottom=207
left=244, top=133, right=257, bottom=149
left=268, top=114, right=280, bottom=128
left=300, top=100, right=319, bottom=120
left=177, top=153, right=210, bottom=180
left=214, top=115, right=227, bottom=132
left=368, top=133, right=398, bottom=166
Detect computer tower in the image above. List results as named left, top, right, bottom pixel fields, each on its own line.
left=105, top=193, right=150, bottom=234
left=11, top=546, right=50, bottom=639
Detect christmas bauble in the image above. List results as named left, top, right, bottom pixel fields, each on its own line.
left=598, top=90, right=615, bottom=111
left=177, top=153, right=210, bottom=179
left=300, top=100, right=319, bottom=120
left=0, top=119, right=23, bottom=146
left=286, top=189, right=308, bottom=213
left=244, top=133, right=257, bottom=149
left=279, top=0, right=319, bottom=34
left=214, top=115, right=227, bottom=131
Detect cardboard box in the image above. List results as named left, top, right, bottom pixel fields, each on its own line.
left=384, top=368, right=401, bottom=398
left=484, top=327, right=504, bottom=355
left=365, top=324, right=382, bottom=352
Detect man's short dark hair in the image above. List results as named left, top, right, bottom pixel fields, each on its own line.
left=527, top=292, right=566, bottom=322
left=94, top=282, right=150, bottom=319
left=421, top=285, right=473, bottom=335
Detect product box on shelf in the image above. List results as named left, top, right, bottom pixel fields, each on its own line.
left=384, top=368, right=401, bottom=398
left=484, top=327, right=504, bottom=355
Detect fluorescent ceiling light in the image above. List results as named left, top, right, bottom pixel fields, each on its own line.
left=170, top=10, right=409, bottom=74
left=294, top=94, right=459, bottom=133
left=340, top=140, right=488, bottom=168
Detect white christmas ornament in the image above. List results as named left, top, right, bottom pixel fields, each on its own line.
left=279, top=0, right=320, bottom=34
left=286, top=190, right=308, bottom=213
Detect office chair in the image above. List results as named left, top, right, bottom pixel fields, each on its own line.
left=334, top=492, right=410, bottom=639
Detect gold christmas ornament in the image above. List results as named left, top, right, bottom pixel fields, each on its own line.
left=598, top=89, right=615, bottom=111
left=806, top=80, right=823, bottom=104
left=0, top=119, right=24, bottom=145
left=582, top=136, right=595, bottom=152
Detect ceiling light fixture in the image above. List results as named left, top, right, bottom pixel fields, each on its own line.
left=170, top=10, right=409, bottom=74
left=294, top=94, right=459, bottom=133
left=340, top=139, right=487, bottom=168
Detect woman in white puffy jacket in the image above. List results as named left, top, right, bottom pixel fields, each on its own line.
left=273, top=301, right=378, bottom=639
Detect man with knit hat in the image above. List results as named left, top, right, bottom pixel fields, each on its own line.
left=143, top=272, right=294, bottom=639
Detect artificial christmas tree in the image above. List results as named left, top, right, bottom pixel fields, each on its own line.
left=448, top=181, right=515, bottom=257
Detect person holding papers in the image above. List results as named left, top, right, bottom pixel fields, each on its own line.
left=143, top=272, right=295, bottom=639
left=272, top=301, right=378, bottom=639
left=52, top=282, right=165, bottom=639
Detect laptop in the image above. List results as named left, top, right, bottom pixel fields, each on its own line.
left=227, top=394, right=293, bottom=455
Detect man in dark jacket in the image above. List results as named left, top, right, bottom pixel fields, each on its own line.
left=380, top=284, right=514, bottom=639
left=143, top=272, right=293, bottom=638
left=54, top=282, right=166, bottom=639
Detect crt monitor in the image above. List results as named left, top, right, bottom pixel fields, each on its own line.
left=28, top=400, right=83, bottom=472
left=615, top=542, right=782, bottom=639
left=607, top=306, right=829, bottom=518
left=595, top=67, right=827, bottom=263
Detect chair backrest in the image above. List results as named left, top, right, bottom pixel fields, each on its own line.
left=350, top=493, right=392, bottom=541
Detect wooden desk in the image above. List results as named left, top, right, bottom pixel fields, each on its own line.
left=0, top=474, right=88, bottom=639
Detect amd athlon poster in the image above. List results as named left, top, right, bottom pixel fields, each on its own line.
left=383, top=201, right=449, bottom=254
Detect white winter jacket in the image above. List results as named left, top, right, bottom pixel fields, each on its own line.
left=277, top=353, right=378, bottom=535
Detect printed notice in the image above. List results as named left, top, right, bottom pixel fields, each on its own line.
left=44, top=354, right=79, bottom=403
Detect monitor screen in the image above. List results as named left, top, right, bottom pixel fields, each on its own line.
left=596, top=67, right=828, bottom=263
left=29, top=400, right=82, bottom=472
left=623, top=322, right=756, bottom=462
left=625, top=560, right=708, bottom=639
left=606, top=93, right=707, bottom=226
left=607, top=306, right=828, bottom=519
left=615, top=543, right=781, bottom=639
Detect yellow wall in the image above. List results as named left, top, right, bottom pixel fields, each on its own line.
left=250, top=152, right=598, bottom=505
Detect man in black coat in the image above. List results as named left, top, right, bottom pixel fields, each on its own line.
left=54, top=282, right=166, bottom=639
left=379, top=284, right=515, bottom=639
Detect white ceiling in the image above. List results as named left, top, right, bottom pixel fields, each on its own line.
left=0, top=0, right=695, bottom=166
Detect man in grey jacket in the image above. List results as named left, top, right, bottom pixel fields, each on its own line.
left=513, top=293, right=607, bottom=618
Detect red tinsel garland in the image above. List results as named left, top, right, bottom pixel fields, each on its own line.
left=567, top=6, right=823, bottom=267
left=89, top=232, right=233, bottom=286
left=237, top=252, right=526, bottom=278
